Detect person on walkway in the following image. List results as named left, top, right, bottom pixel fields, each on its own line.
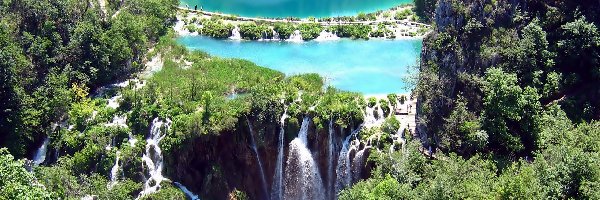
left=194, top=5, right=197, bottom=10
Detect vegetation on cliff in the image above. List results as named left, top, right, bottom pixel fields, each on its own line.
left=342, top=0, right=600, bottom=199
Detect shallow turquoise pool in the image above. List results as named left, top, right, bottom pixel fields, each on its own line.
left=177, top=36, right=422, bottom=95
left=179, top=0, right=412, bottom=18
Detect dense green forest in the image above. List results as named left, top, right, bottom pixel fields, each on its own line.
left=1, top=0, right=599, bottom=199
left=340, top=0, right=600, bottom=199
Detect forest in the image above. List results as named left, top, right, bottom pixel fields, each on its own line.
left=339, top=0, right=600, bottom=199
left=1, top=0, right=599, bottom=199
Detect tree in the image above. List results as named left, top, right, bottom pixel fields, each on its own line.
left=0, top=148, right=53, bottom=199
left=481, top=68, right=540, bottom=156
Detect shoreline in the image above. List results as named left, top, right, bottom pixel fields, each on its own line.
left=174, top=5, right=432, bottom=41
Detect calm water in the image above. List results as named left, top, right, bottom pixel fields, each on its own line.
left=177, top=36, right=422, bottom=95
left=179, top=0, right=412, bottom=18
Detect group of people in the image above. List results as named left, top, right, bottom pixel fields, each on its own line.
left=185, top=4, right=203, bottom=11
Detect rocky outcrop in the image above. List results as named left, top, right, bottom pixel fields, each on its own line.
left=166, top=114, right=366, bottom=200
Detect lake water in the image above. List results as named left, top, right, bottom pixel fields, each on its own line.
left=177, top=36, right=422, bottom=95
left=179, top=0, right=412, bottom=18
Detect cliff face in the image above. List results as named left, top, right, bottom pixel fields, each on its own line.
left=416, top=0, right=600, bottom=155
left=167, top=114, right=363, bottom=199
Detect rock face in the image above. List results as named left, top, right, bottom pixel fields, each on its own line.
left=167, top=115, right=366, bottom=200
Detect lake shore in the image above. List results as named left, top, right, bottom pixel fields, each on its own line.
left=174, top=5, right=431, bottom=41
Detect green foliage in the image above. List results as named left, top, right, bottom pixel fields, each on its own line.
left=229, top=189, right=249, bottom=200
left=0, top=148, right=53, bottom=199
left=328, top=24, right=371, bottom=40
left=298, top=23, right=323, bottom=40
left=141, top=184, right=186, bottom=200
left=200, top=19, right=233, bottom=39
left=273, top=22, right=295, bottom=40
left=379, top=99, right=390, bottom=116
left=482, top=68, right=540, bottom=155
left=381, top=117, right=400, bottom=135
left=0, top=0, right=177, bottom=157
left=386, top=94, right=397, bottom=107
left=394, top=9, right=413, bottom=20
left=238, top=23, right=271, bottom=40
left=367, top=97, right=377, bottom=108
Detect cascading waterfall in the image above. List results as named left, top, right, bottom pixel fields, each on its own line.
left=335, top=125, right=363, bottom=195
left=315, top=30, right=340, bottom=41
left=286, top=30, right=303, bottom=42
left=246, top=119, right=269, bottom=199
left=136, top=118, right=171, bottom=199
left=174, top=182, right=200, bottom=200
left=284, top=117, right=324, bottom=200
left=351, top=146, right=369, bottom=183
left=272, top=29, right=280, bottom=40
left=271, top=107, right=288, bottom=200
left=33, top=137, right=50, bottom=166
left=327, top=120, right=335, bottom=200
left=230, top=26, right=242, bottom=40
left=108, top=151, right=121, bottom=189
left=376, top=104, right=385, bottom=120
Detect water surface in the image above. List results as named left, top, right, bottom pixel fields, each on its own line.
left=179, top=0, right=412, bottom=18
left=177, top=36, right=422, bottom=95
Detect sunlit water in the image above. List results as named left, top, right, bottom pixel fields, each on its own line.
left=180, top=0, right=412, bottom=18
left=177, top=36, right=422, bottom=95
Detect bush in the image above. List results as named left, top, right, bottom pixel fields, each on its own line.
left=200, top=19, right=233, bottom=39
left=298, top=23, right=323, bottom=40
left=368, top=97, right=377, bottom=108
left=387, top=94, right=398, bottom=108
left=329, top=24, right=372, bottom=40
left=382, top=117, right=401, bottom=135
left=273, top=22, right=295, bottom=39
left=379, top=99, right=390, bottom=116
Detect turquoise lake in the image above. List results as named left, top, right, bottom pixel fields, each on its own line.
left=177, top=36, right=422, bottom=95
left=179, top=0, right=412, bottom=18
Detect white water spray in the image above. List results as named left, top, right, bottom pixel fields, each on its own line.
left=108, top=151, right=121, bottom=189
left=246, top=119, right=269, bottom=199
left=230, top=26, right=242, bottom=40
left=272, top=30, right=280, bottom=40
left=136, top=118, right=171, bottom=199
left=335, top=125, right=363, bottom=195
left=33, top=137, right=50, bottom=166
left=315, top=30, right=340, bottom=42
left=271, top=107, right=288, bottom=200
left=174, top=182, right=200, bottom=200
left=327, top=120, right=335, bottom=200
left=284, top=117, right=324, bottom=200
left=286, top=30, right=303, bottom=42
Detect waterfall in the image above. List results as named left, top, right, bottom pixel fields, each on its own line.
left=128, top=132, right=138, bottom=147
left=376, top=105, right=385, bottom=120
left=108, top=151, right=121, bottom=189
left=246, top=119, right=269, bottom=199
left=284, top=117, right=324, bottom=200
left=136, top=118, right=171, bottom=199
left=286, top=30, right=303, bottom=42
left=106, top=115, right=127, bottom=128
left=364, top=106, right=377, bottom=127
left=335, top=125, right=362, bottom=195
left=315, top=30, right=340, bottom=42
left=107, top=95, right=122, bottom=109
left=272, top=29, right=280, bottom=40
left=351, top=147, right=368, bottom=183
left=230, top=26, right=242, bottom=40
left=271, top=107, right=288, bottom=200
left=327, top=120, right=335, bottom=200
left=33, top=137, right=50, bottom=166
left=174, top=182, right=200, bottom=200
